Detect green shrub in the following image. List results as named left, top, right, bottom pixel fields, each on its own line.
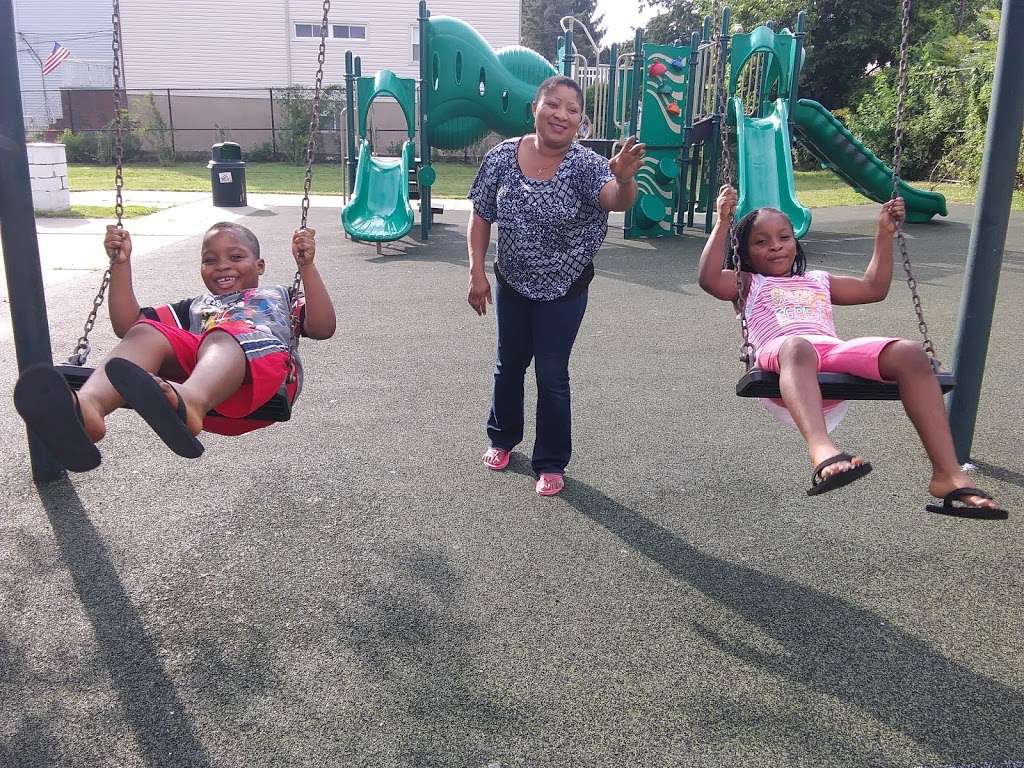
left=247, top=142, right=275, bottom=161
left=136, top=92, right=175, bottom=165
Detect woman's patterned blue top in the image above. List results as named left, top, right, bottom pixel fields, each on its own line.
left=468, top=138, right=615, bottom=301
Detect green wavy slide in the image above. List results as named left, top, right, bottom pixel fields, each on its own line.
left=733, top=97, right=813, bottom=238
left=793, top=98, right=948, bottom=223
left=341, top=139, right=415, bottom=243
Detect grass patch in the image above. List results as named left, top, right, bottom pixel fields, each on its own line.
left=35, top=204, right=161, bottom=219
left=67, top=162, right=1020, bottom=210
left=68, top=160, right=479, bottom=198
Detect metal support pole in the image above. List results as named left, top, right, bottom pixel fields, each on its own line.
left=0, top=0, right=63, bottom=481
left=787, top=11, right=806, bottom=129
left=624, top=26, right=643, bottom=232
left=677, top=30, right=701, bottom=233
left=948, top=0, right=1024, bottom=463
left=418, top=0, right=432, bottom=239
left=166, top=87, right=176, bottom=159
left=269, top=87, right=277, bottom=157
left=561, top=25, right=573, bottom=77
left=604, top=42, right=618, bottom=140
left=344, top=51, right=358, bottom=194
left=706, top=8, right=731, bottom=233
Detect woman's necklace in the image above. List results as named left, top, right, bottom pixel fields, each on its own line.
left=527, top=137, right=567, bottom=176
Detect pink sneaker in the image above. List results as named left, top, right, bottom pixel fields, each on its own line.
left=482, top=447, right=511, bottom=471
left=535, top=473, right=564, bottom=496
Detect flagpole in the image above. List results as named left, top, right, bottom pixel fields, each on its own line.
left=16, top=32, right=51, bottom=125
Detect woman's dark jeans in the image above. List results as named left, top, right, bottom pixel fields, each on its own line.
left=487, top=279, right=588, bottom=475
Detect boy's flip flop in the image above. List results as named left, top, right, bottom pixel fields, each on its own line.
left=482, top=447, right=511, bottom=471
left=806, top=452, right=873, bottom=496
left=926, top=487, right=1008, bottom=520
left=105, top=358, right=204, bottom=459
left=13, top=364, right=101, bottom=472
left=535, top=473, right=564, bottom=496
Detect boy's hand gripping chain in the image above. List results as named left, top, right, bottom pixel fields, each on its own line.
left=287, top=0, right=331, bottom=384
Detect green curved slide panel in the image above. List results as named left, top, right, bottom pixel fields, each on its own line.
left=341, top=140, right=415, bottom=243
left=793, top=98, right=947, bottom=223
left=358, top=70, right=416, bottom=139
left=426, top=16, right=556, bottom=149
left=733, top=97, right=812, bottom=238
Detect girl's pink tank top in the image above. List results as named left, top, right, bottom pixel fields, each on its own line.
left=743, top=270, right=838, bottom=350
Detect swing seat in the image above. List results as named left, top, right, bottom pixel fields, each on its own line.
left=56, top=365, right=293, bottom=422
left=736, top=368, right=956, bottom=401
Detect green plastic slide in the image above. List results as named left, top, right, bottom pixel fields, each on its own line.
left=341, top=139, right=415, bottom=243
left=793, top=98, right=947, bottom=223
left=733, top=97, right=812, bottom=238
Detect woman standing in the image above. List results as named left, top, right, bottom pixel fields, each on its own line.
left=467, top=75, right=645, bottom=496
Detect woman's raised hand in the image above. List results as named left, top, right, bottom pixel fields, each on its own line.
left=609, top=136, right=646, bottom=183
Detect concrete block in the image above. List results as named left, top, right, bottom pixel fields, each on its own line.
left=27, top=142, right=67, bottom=164
left=32, top=187, right=71, bottom=212
left=29, top=163, right=60, bottom=179
left=31, top=175, right=66, bottom=193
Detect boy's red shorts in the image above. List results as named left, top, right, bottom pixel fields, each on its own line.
left=136, top=319, right=297, bottom=436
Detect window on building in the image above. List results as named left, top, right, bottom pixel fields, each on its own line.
left=294, top=23, right=316, bottom=38
left=411, top=26, right=419, bottom=62
left=333, top=24, right=366, bottom=40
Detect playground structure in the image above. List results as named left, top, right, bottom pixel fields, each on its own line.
left=341, top=0, right=559, bottom=244
left=341, top=3, right=951, bottom=246
left=554, top=10, right=949, bottom=240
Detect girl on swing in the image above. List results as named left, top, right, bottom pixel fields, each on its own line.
left=14, top=221, right=336, bottom=472
left=697, top=184, right=1006, bottom=518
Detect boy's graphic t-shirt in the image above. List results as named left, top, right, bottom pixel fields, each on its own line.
left=141, top=285, right=306, bottom=386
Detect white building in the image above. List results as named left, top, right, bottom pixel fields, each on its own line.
left=118, top=0, right=520, bottom=87
left=13, top=0, right=114, bottom=129
left=14, top=1, right=522, bottom=154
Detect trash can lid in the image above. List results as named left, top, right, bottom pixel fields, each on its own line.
left=211, top=142, right=243, bottom=161
left=207, top=159, right=246, bottom=169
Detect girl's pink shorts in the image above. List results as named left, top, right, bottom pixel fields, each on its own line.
left=756, top=334, right=898, bottom=381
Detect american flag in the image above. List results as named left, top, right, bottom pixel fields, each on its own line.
left=41, top=42, right=71, bottom=76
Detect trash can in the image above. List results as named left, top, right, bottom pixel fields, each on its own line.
left=208, top=142, right=247, bottom=207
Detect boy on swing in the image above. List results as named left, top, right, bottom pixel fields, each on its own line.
left=14, top=221, right=336, bottom=471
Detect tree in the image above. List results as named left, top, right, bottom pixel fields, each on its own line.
left=521, top=0, right=606, bottom=65
left=639, top=0, right=993, bottom=110
left=638, top=0, right=702, bottom=46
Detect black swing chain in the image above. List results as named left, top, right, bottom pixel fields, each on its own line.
left=67, top=0, right=126, bottom=366
left=287, top=0, right=331, bottom=378
left=712, top=5, right=755, bottom=368
left=891, top=0, right=939, bottom=366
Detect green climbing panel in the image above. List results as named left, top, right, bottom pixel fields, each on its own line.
left=626, top=43, right=690, bottom=239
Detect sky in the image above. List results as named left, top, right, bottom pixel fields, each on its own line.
left=594, top=0, right=659, bottom=43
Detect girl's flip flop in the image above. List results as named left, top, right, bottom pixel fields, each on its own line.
left=806, top=452, right=873, bottom=496
left=535, top=473, right=564, bottom=496
left=13, top=364, right=101, bottom=472
left=926, top=487, right=1008, bottom=520
left=105, top=358, right=204, bottom=459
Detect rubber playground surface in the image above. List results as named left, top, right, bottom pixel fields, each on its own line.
left=1, top=198, right=1022, bottom=767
